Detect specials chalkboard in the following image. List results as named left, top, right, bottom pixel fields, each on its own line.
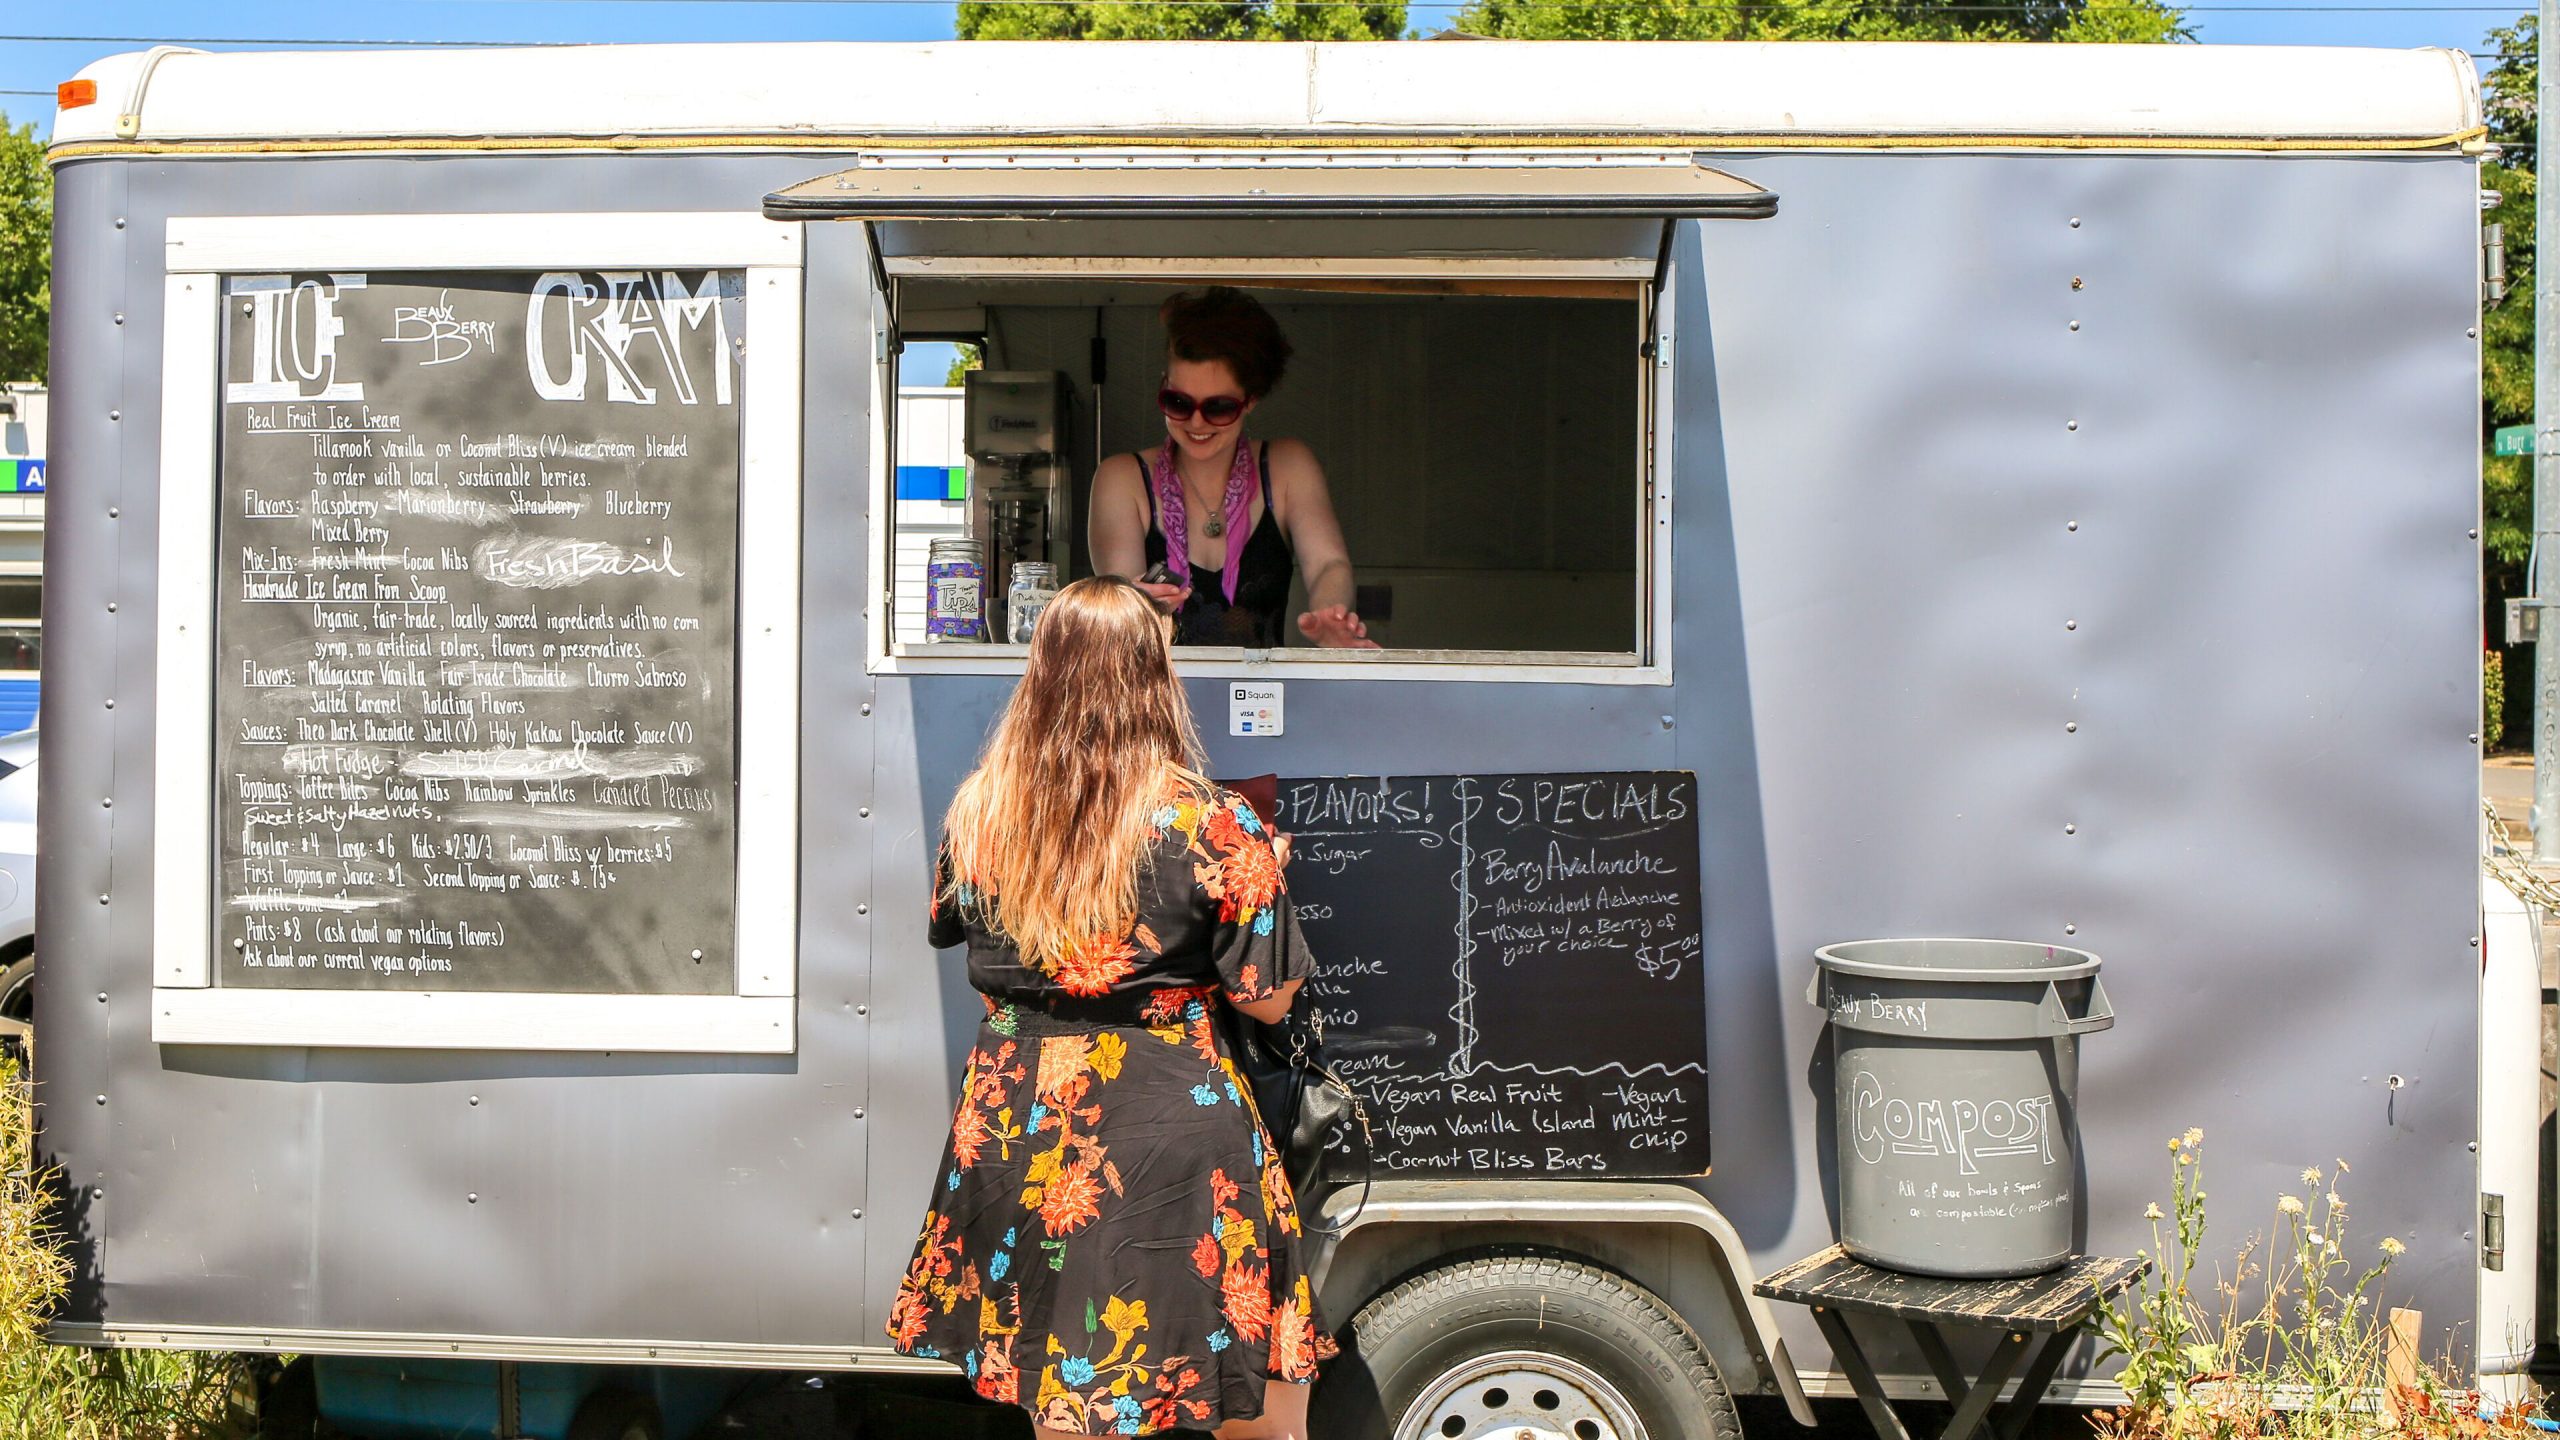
left=212, top=270, right=744, bottom=994
left=1277, top=772, right=1708, bottom=1178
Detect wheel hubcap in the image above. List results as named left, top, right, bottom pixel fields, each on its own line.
left=1395, top=1350, right=1648, bottom=1440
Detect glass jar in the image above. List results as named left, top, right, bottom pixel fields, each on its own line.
left=1007, top=562, right=1059, bottom=644
left=925, top=538, right=986, bottom=643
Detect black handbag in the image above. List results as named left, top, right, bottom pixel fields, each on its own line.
left=1223, top=995, right=1373, bottom=1216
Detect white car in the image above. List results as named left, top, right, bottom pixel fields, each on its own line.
left=0, top=729, right=39, bottom=1024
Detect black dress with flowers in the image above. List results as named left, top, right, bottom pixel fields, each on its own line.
left=888, top=789, right=1334, bottom=1435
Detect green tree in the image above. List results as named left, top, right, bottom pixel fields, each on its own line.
left=1452, top=0, right=2186, bottom=43
left=2483, top=16, right=2533, bottom=744
left=957, top=0, right=1403, bottom=40
left=946, top=343, right=984, bottom=388
left=0, top=118, right=47, bottom=384
left=2484, top=16, right=2535, bottom=571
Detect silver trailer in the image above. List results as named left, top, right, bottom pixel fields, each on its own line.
left=37, top=37, right=2527, bottom=1438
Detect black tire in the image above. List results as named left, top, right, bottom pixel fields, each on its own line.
left=0, top=952, right=33, bottom=1025
left=567, top=1389, right=665, bottom=1440
left=1329, top=1249, right=1743, bottom=1440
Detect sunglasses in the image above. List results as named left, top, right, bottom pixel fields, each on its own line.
left=1158, top=388, right=1248, bottom=426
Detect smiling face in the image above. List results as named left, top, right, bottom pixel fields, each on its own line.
left=1160, top=355, right=1255, bottom=464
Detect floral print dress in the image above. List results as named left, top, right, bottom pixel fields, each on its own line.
left=889, top=789, right=1335, bottom=1435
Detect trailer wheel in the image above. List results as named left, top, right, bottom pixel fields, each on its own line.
left=566, top=1389, right=664, bottom=1440
left=1340, top=1250, right=1742, bottom=1440
left=0, top=952, right=33, bottom=1025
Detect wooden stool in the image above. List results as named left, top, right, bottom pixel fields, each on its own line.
left=1755, top=1244, right=2149, bottom=1440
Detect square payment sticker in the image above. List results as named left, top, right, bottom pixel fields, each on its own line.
left=1228, top=682, right=1283, bottom=737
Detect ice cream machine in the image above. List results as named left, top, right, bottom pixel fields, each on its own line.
left=963, top=370, right=1072, bottom=602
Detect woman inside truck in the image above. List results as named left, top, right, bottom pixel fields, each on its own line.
left=889, top=574, right=1332, bottom=1439
left=1090, top=287, right=1377, bottom=649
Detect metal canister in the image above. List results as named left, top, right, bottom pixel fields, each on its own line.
left=925, top=538, right=986, bottom=642
left=1006, top=562, right=1059, bottom=644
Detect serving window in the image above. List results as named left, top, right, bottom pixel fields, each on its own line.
left=768, top=150, right=1776, bottom=682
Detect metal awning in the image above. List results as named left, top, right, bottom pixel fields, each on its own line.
left=764, top=154, right=1777, bottom=222
left=765, top=152, right=1774, bottom=278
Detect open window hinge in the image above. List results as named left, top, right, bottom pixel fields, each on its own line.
left=2483, top=1191, right=2506, bottom=1271
left=2485, top=220, right=2508, bottom=309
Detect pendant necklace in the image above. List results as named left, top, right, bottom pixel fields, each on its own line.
left=1184, top=446, right=1247, bottom=539
left=1150, top=441, right=1253, bottom=605
left=1182, top=464, right=1226, bottom=537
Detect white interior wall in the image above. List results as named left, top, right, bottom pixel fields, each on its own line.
left=891, top=387, right=966, bottom=646
left=964, top=287, right=1642, bottom=650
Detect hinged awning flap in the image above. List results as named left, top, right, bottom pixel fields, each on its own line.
left=764, top=152, right=1776, bottom=223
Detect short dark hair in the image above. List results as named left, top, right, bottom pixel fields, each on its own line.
left=1160, top=287, right=1292, bottom=400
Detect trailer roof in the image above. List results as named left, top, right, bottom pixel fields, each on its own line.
left=49, top=40, right=2482, bottom=155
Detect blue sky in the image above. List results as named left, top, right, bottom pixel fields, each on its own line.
left=7, top=0, right=2531, bottom=383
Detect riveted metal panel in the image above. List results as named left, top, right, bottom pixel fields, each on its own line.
left=1680, top=150, right=2480, bottom=1375
left=45, top=154, right=879, bottom=1349
left=40, top=142, right=2481, bottom=1381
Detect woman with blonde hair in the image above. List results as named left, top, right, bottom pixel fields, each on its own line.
left=887, top=575, right=1332, bottom=1439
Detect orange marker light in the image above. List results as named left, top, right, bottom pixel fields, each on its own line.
left=57, top=80, right=97, bottom=109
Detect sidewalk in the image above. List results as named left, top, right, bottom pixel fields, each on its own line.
left=2491, top=754, right=2534, bottom=838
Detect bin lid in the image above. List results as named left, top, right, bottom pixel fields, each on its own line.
left=1814, top=937, right=2100, bottom=983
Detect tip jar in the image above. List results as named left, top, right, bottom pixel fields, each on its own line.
left=1007, top=562, right=1060, bottom=644
left=925, top=538, right=987, bottom=642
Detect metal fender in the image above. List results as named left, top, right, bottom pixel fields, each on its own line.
left=1309, top=1178, right=1816, bottom=1426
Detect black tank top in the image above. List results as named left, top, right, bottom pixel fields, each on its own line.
left=1141, top=442, right=1296, bottom=648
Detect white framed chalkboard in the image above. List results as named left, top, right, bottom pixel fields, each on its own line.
left=150, top=214, right=804, bottom=1052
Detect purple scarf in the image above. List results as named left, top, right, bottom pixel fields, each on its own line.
left=1151, top=439, right=1255, bottom=607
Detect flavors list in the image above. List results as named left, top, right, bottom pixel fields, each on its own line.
left=215, top=270, right=743, bottom=994
left=1275, top=772, right=1711, bottom=1178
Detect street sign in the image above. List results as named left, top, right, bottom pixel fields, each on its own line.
left=2496, top=424, right=2535, bottom=456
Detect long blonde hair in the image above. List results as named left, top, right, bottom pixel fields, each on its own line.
left=940, top=576, right=1209, bottom=969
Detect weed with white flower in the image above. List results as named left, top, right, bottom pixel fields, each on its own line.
left=2088, top=1133, right=2511, bottom=1440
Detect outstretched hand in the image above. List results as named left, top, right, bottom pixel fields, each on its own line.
left=1296, top=605, right=1379, bottom=649
left=1136, top=579, right=1192, bottom=614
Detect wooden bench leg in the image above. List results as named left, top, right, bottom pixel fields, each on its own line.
left=1993, top=1331, right=2080, bottom=1440
left=1904, top=1318, right=1973, bottom=1408
left=1812, top=1305, right=1917, bottom=1440
left=1934, top=1329, right=2028, bottom=1440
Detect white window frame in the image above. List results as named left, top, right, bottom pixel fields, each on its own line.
left=152, top=212, right=804, bottom=1052
left=869, top=254, right=1677, bottom=687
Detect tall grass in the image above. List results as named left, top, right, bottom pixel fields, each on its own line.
left=0, top=1059, right=255, bottom=1438
left=2092, top=1132, right=2539, bottom=1440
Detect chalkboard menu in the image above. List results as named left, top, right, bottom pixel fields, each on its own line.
left=212, top=270, right=744, bottom=994
left=1277, top=772, right=1709, bottom=1178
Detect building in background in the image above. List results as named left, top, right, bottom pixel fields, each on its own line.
left=0, top=385, right=42, bottom=731
left=892, top=386, right=967, bottom=646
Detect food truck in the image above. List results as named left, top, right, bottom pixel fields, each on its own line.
left=36, top=36, right=2529, bottom=1440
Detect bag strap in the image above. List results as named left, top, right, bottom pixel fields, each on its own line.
left=1304, top=1056, right=1375, bottom=1234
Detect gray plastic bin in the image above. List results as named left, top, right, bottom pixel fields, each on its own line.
left=1809, top=939, right=2113, bottom=1278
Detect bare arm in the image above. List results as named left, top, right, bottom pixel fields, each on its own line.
left=1088, top=451, right=1152, bottom=580
left=1267, top=439, right=1356, bottom=612
left=1266, top=439, right=1375, bottom=648
left=1088, top=451, right=1189, bottom=611
left=1233, top=978, right=1303, bottom=1026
